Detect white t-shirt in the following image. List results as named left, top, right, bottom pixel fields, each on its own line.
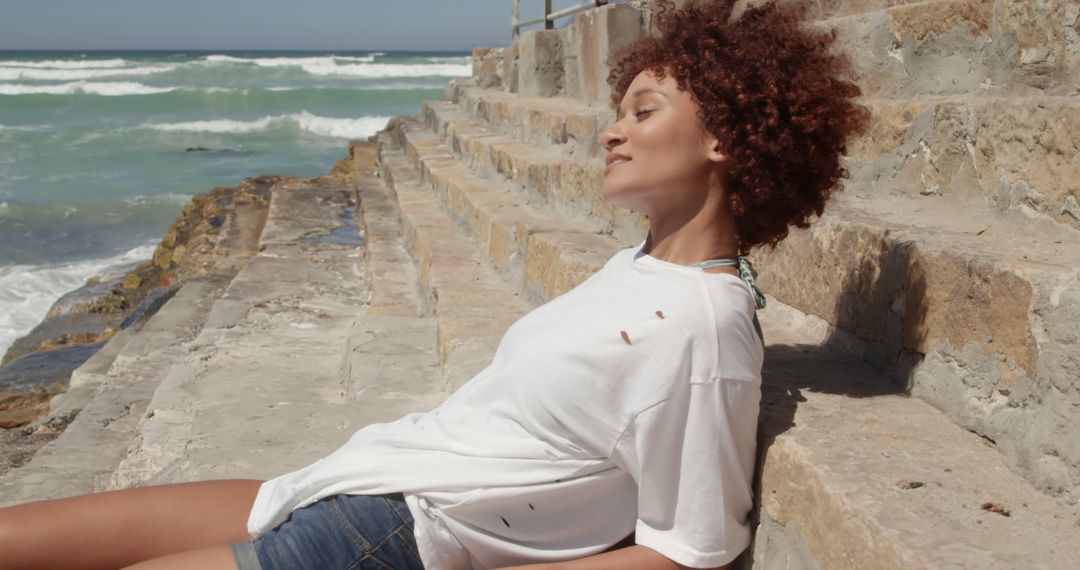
left=246, top=239, right=764, bottom=569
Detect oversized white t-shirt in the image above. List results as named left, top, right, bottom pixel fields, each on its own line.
left=246, top=239, right=764, bottom=569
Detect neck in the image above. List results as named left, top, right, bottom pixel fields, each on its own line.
left=642, top=194, right=739, bottom=265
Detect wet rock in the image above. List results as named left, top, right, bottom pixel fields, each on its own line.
left=0, top=343, right=104, bottom=394
left=121, top=273, right=142, bottom=290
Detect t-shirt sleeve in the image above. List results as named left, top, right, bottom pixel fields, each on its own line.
left=610, top=377, right=761, bottom=568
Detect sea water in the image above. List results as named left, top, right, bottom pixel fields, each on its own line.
left=0, top=50, right=471, bottom=356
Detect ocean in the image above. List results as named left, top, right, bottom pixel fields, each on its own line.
left=0, top=49, right=470, bottom=357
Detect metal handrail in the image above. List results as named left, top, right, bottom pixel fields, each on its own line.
left=512, top=0, right=610, bottom=38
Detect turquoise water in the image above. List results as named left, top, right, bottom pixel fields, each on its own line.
left=0, top=50, right=469, bottom=354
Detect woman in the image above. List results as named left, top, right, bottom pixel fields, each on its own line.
left=0, top=1, right=868, bottom=568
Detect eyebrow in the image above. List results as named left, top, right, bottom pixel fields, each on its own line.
left=616, top=87, right=668, bottom=120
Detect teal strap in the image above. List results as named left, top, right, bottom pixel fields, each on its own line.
left=691, top=257, right=767, bottom=310
left=691, top=256, right=767, bottom=346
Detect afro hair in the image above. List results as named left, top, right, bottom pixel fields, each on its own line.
left=606, top=0, right=871, bottom=253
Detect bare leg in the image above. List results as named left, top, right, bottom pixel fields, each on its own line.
left=120, top=545, right=238, bottom=570
left=0, top=479, right=263, bottom=570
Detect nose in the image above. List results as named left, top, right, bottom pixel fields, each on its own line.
left=598, top=120, right=626, bottom=152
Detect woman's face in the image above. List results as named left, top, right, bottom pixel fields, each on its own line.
left=598, top=68, right=724, bottom=217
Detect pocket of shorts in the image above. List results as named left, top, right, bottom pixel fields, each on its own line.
left=358, top=524, right=423, bottom=570
left=328, top=497, right=394, bottom=570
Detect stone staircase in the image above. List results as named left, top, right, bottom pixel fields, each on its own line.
left=374, top=68, right=1078, bottom=565
left=1, top=1, right=1077, bottom=568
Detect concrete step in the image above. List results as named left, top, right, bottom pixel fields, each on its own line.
left=752, top=193, right=1080, bottom=508
left=0, top=172, right=277, bottom=504
left=103, top=175, right=447, bottom=486
left=386, top=114, right=624, bottom=304
left=0, top=278, right=229, bottom=506
left=374, top=133, right=535, bottom=392
left=340, top=142, right=442, bottom=405
left=447, top=80, right=1080, bottom=231
left=666, top=0, right=1076, bottom=99
left=420, top=97, right=647, bottom=245
left=811, top=0, right=1079, bottom=98
left=805, top=0, right=927, bottom=20
left=751, top=302, right=1080, bottom=569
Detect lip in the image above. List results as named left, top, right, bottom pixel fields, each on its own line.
left=605, top=153, right=631, bottom=170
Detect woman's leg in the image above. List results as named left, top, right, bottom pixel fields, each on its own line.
left=0, top=478, right=263, bottom=570
left=119, top=545, right=238, bottom=570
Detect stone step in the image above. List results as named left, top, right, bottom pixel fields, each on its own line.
left=503, top=0, right=1075, bottom=108
left=751, top=303, right=1080, bottom=568
left=386, top=114, right=623, bottom=304
left=0, top=171, right=278, bottom=503
left=340, top=142, right=441, bottom=405
left=0, top=278, right=229, bottom=506
left=104, top=175, right=447, bottom=486
left=812, top=0, right=1078, bottom=98
left=446, top=79, right=1080, bottom=231
left=420, top=97, right=647, bottom=245
left=658, top=0, right=1076, bottom=99
left=752, top=194, right=1080, bottom=504
left=432, top=81, right=1080, bottom=516
left=805, top=0, right=927, bottom=20
left=373, top=132, right=536, bottom=392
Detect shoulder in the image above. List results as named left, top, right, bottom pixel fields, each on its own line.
left=696, top=275, right=764, bottom=383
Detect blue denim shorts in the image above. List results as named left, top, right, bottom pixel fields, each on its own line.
left=231, top=492, right=425, bottom=570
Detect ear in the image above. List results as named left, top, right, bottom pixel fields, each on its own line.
left=702, top=131, right=729, bottom=164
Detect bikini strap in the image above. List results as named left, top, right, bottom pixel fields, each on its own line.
left=691, top=257, right=767, bottom=310
left=692, top=256, right=767, bottom=347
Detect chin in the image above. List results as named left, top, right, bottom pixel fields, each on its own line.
left=600, top=183, right=645, bottom=213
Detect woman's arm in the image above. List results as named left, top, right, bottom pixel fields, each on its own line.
left=494, top=544, right=732, bottom=570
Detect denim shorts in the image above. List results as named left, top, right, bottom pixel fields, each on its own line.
left=231, top=492, right=425, bottom=570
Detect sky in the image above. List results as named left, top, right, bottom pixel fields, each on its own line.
left=0, top=0, right=587, bottom=52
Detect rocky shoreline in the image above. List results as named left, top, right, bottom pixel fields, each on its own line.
left=0, top=152, right=356, bottom=475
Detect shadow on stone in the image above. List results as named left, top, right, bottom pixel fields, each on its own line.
left=737, top=231, right=929, bottom=568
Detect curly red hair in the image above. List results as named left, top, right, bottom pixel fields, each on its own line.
left=607, top=0, right=870, bottom=253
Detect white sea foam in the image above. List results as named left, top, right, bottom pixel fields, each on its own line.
left=138, top=116, right=277, bottom=134
left=0, top=123, right=49, bottom=133
left=363, top=81, right=448, bottom=90
left=0, top=242, right=158, bottom=359
left=123, top=193, right=194, bottom=206
left=203, top=86, right=248, bottom=94
left=294, top=112, right=392, bottom=138
left=0, top=65, right=176, bottom=81
left=298, top=62, right=471, bottom=78
left=136, top=111, right=392, bottom=138
left=265, top=82, right=445, bottom=91
left=0, top=58, right=130, bottom=69
left=0, top=81, right=176, bottom=96
left=200, top=54, right=468, bottom=77
left=204, top=54, right=376, bottom=67
left=422, top=56, right=472, bottom=64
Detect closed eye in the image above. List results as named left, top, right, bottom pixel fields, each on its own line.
left=636, top=109, right=654, bottom=117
